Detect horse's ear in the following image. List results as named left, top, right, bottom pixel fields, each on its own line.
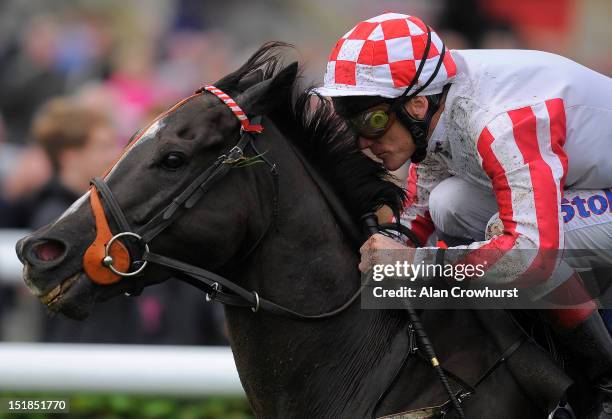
left=235, top=62, right=298, bottom=116
left=237, top=69, right=264, bottom=92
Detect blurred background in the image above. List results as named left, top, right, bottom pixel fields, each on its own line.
left=0, top=0, right=609, bottom=417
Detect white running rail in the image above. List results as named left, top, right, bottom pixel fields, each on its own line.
left=0, top=343, right=244, bottom=395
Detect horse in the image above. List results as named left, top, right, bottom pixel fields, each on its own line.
left=17, top=43, right=573, bottom=418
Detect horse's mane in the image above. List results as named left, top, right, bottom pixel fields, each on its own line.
left=215, top=42, right=406, bottom=222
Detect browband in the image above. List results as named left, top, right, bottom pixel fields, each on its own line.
left=200, top=85, right=264, bottom=133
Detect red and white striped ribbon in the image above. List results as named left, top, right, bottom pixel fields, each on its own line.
left=201, top=85, right=264, bottom=133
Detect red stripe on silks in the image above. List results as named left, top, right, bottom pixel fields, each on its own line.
left=411, top=212, right=435, bottom=245
left=478, top=128, right=518, bottom=239
left=531, top=99, right=569, bottom=286
left=405, top=163, right=418, bottom=206
left=510, top=106, right=560, bottom=249
left=546, top=98, right=568, bottom=189
left=460, top=127, right=518, bottom=272
left=509, top=106, right=561, bottom=286
left=401, top=164, right=434, bottom=244
left=549, top=307, right=595, bottom=329
left=544, top=273, right=596, bottom=328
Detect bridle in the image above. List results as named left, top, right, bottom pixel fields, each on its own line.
left=83, top=84, right=370, bottom=319
left=82, top=85, right=525, bottom=418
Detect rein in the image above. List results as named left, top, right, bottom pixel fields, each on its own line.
left=141, top=121, right=371, bottom=320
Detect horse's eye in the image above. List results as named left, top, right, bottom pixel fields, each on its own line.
left=161, top=152, right=185, bottom=170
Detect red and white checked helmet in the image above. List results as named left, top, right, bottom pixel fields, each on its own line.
left=314, top=13, right=457, bottom=98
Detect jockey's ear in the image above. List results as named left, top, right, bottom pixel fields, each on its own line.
left=235, top=61, right=298, bottom=117
left=405, top=96, right=428, bottom=120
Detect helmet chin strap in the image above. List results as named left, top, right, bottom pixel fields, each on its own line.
left=395, top=95, right=441, bottom=163
left=389, top=26, right=447, bottom=164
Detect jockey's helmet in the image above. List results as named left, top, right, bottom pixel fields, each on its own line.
left=314, top=12, right=457, bottom=163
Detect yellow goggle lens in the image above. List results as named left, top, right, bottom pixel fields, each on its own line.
left=348, top=105, right=393, bottom=139
left=367, top=111, right=389, bottom=129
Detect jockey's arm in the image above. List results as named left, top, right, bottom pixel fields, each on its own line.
left=431, top=101, right=568, bottom=284
left=398, top=154, right=451, bottom=247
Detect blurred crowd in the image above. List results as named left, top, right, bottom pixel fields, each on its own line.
left=0, top=0, right=609, bottom=344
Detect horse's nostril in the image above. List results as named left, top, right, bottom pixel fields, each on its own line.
left=32, top=240, right=66, bottom=263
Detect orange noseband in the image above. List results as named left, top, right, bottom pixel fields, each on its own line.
left=83, top=186, right=130, bottom=285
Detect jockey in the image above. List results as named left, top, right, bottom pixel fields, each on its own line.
left=314, top=12, right=612, bottom=417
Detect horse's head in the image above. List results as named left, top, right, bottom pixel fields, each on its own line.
left=16, top=45, right=298, bottom=319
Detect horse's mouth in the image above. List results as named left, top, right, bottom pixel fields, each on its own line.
left=28, top=271, right=96, bottom=320
left=39, top=273, right=79, bottom=308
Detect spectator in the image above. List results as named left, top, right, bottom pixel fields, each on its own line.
left=0, top=113, right=29, bottom=226
left=29, top=97, right=119, bottom=228
left=0, top=15, right=66, bottom=145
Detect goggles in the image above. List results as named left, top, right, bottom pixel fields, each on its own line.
left=347, top=103, right=396, bottom=140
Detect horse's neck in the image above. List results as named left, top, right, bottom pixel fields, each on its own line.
left=225, top=292, right=412, bottom=418
left=224, top=128, right=411, bottom=417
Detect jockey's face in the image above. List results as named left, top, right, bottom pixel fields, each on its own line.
left=357, top=97, right=428, bottom=171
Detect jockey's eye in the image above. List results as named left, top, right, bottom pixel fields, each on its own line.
left=161, top=152, right=186, bottom=170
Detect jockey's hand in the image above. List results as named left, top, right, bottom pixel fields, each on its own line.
left=359, top=233, right=415, bottom=273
